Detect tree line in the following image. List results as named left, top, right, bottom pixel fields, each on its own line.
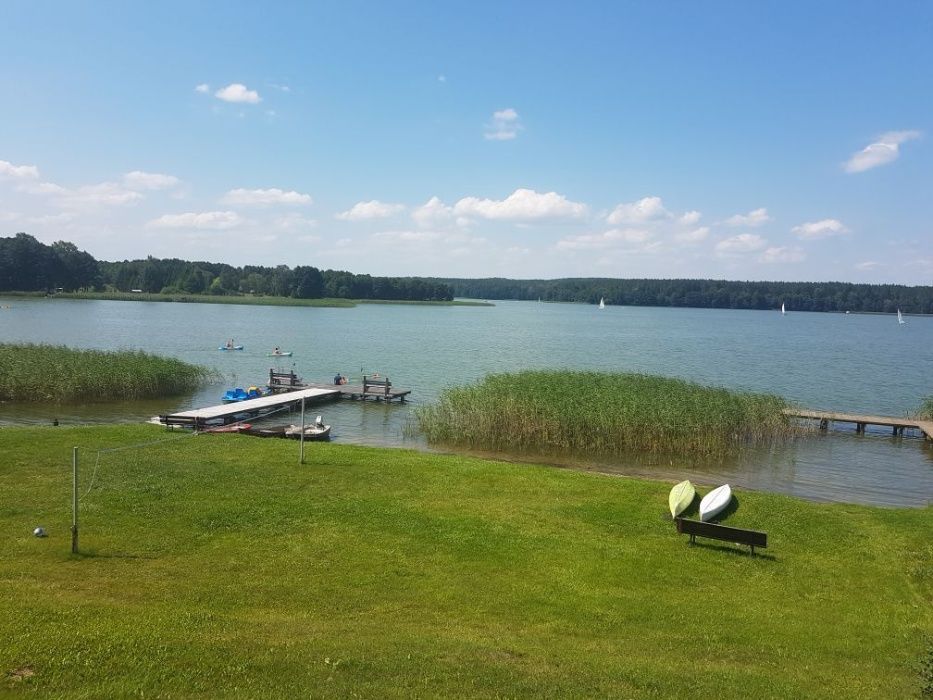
left=0, top=233, right=453, bottom=301
left=433, top=277, right=933, bottom=314
left=2, top=233, right=930, bottom=312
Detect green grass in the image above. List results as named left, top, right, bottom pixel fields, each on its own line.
left=0, top=344, right=217, bottom=402
left=416, top=370, right=793, bottom=457
left=38, top=291, right=492, bottom=307
left=0, top=424, right=929, bottom=698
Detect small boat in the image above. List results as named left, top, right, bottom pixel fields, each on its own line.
left=285, top=416, right=331, bottom=441
left=781, top=302, right=786, bottom=315
left=699, top=484, right=732, bottom=522
left=598, top=297, right=605, bottom=309
left=267, top=351, right=293, bottom=357
left=242, top=424, right=290, bottom=438
left=218, top=345, right=244, bottom=351
left=897, top=309, right=906, bottom=325
left=221, top=386, right=264, bottom=403
left=668, top=480, right=696, bottom=519
left=203, top=423, right=252, bottom=434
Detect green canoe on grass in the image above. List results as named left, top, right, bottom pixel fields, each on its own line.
left=669, top=479, right=696, bottom=519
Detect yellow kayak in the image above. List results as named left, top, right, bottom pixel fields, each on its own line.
left=668, top=480, right=696, bottom=519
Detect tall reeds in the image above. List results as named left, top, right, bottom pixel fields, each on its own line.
left=916, top=396, right=933, bottom=420
left=0, top=343, right=217, bottom=402
left=416, top=370, right=793, bottom=457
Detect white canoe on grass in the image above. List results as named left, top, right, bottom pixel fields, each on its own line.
left=699, top=484, right=732, bottom=521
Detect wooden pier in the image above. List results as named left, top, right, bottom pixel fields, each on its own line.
left=786, top=409, right=933, bottom=441
left=160, top=387, right=339, bottom=430
left=158, top=371, right=412, bottom=430
left=269, top=370, right=411, bottom=402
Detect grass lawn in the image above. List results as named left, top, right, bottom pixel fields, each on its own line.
left=1, top=424, right=930, bottom=697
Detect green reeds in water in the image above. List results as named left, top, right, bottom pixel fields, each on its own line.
left=0, top=343, right=218, bottom=402
left=415, top=370, right=793, bottom=457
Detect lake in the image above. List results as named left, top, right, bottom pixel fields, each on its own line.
left=1, top=296, right=931, bottom=507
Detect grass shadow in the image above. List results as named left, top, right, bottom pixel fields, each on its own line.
left=684, top=538, right=776, bottom=561
left=70, top=550, right=156, bottom=560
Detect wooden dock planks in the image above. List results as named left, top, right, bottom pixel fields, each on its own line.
left=304, top=382, right=412, bottom=402
left=785, top=408, right=933, bottom=441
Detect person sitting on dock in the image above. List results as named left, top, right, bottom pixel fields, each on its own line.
left=334, top=372, right=345, bottom=385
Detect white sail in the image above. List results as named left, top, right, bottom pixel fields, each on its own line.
left=781, top=302, right=785, bottom=315
left=599, top=297, right=605, bottom=309
left=897, top=309, right=906, bottom=324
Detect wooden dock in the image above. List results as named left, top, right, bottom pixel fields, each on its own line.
left=160, top=387, right=340, bottom=430
left=303, top=382, right=412, bottom=402
left=269, top=370, right=411, bottom=402
left=786, top=408, right=933, bottom=441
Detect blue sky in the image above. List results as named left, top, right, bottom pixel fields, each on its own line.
left=1, top=1, right=930, bottom=283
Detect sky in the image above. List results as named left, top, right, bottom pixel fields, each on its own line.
left=1, top=1, right=931, bottom=284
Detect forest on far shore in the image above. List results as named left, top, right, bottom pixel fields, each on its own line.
left=434, top=277, right=933, bottom=314
left=0, top=233, right=453, bottom=302
left=1, top=232, right=930, bottom=312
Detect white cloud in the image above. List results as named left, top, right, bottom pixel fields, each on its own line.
left=606, top=196, right=668, bottom=225
left=58, top=182, right=143, bottom=209
left=16, top=181, right=67, bottom=195
left=675, top=226, right=710, bottom=244
left=759, top=246, right=805, bottom=264
left=274, top=213, right=317, bottom=231
left=335, top=200, right=405, bottom=221
left=484, top=108, right=522, bottom=141
left=724, top=207, right=771, bottom=227
left=194, top=83, right=210, bottom=94
left=0, top=159, right=39, bottom=179
left=373, top=230, right=444, bottom=243
left=123, top=171, right=180, bottom=190
left=715, top=233, right=767, bottom=255
left=792, top=219, right=849, bottom=240
left=678, top=210, right=702, bottom=225
left=557, top=228, right=654, bottom=251
left=454, top=188, right=587, bottom=221
left=28, top=212, right=76, bottom=225
left=855, top=261, right=880, bottom=270
left=437, top=75, right=447, bottom=83
left=148, top=211, right=243, bottom=229
left=412, top=196, right=454, bottom=228
left=214, top=83, right=262, bottom=104
left=221, top=188, right=312, bottom=206
left=844, top=130, right=921, bottom=173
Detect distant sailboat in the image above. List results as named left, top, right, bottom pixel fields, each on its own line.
left=897, top=309, right=906, bottom=325
left=599, top=297, right=605, bottom=309
left=781, top=302, right=786, bottom=315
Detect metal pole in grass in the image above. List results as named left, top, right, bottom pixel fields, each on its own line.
left=299, top=397, right=306, bottom=464
left=71, top=446, right=78, bottom=554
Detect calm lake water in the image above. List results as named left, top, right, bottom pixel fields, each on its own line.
left=1, top=296, right=931, bottom=507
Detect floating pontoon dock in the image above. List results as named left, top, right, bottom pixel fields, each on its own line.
left=160, top=387, right=340, bottom=430
left=786, top=408, right=933, bottom=441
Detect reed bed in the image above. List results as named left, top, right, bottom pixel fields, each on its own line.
left=416, top=370, right=793, bottom=457
left=0, top=343, right=217, bottom=402
left=915, top=396, right=933, bottom=420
